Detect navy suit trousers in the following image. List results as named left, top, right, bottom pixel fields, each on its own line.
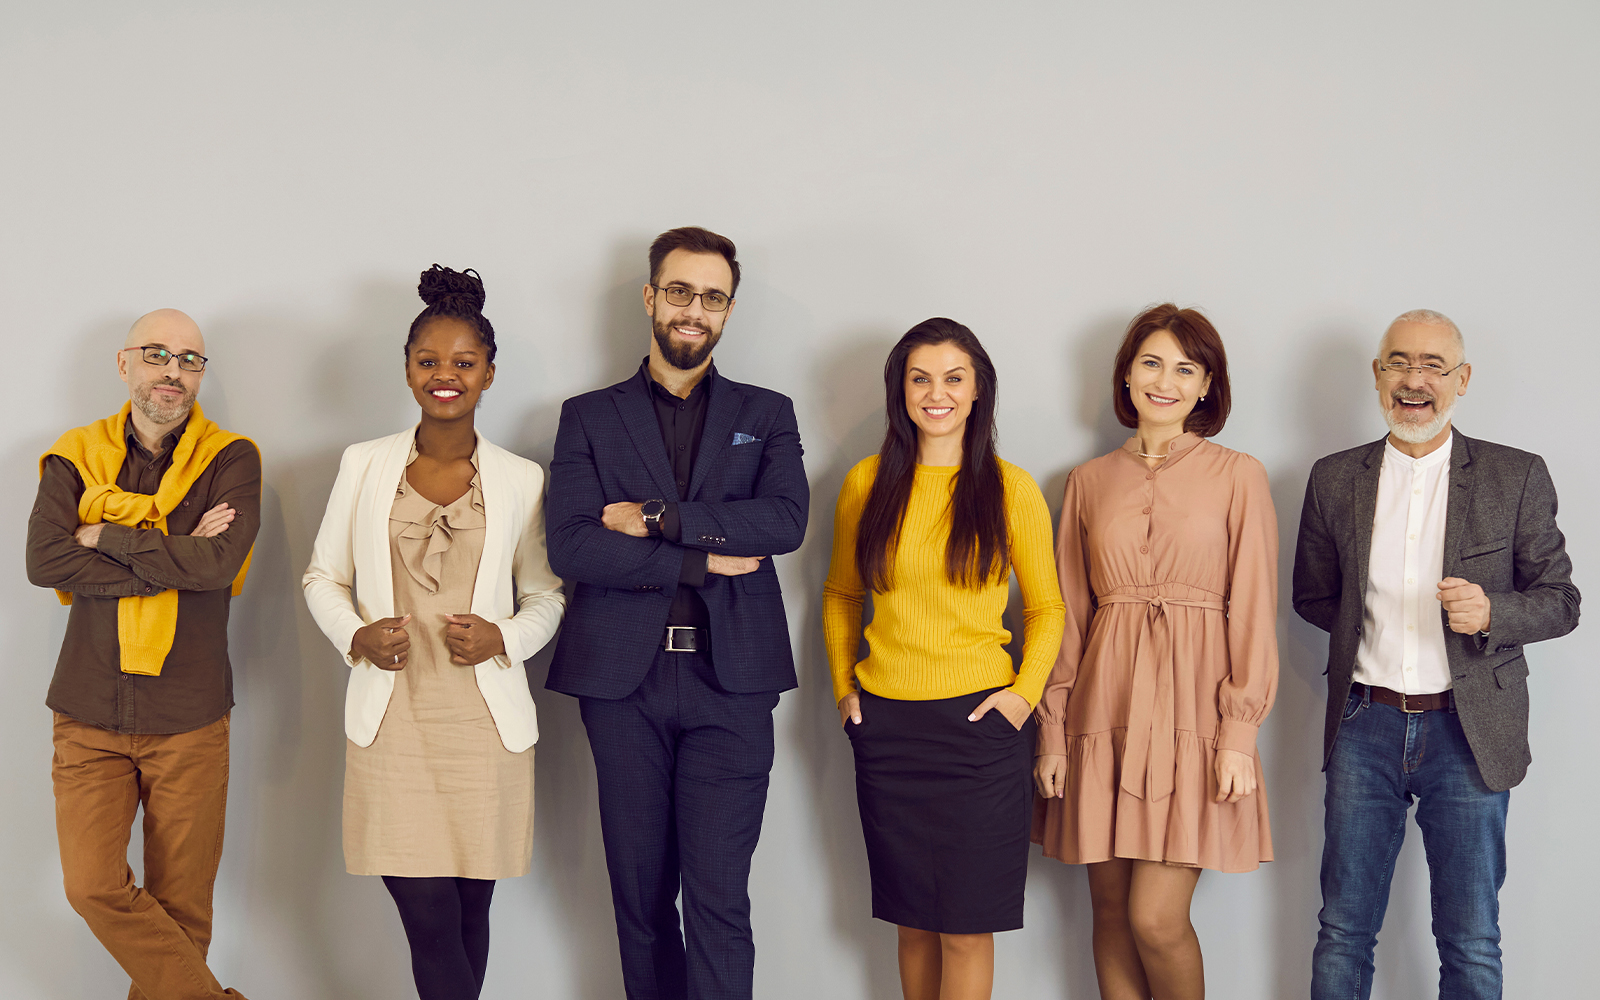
left=579, top=649, right=780, bottom=1000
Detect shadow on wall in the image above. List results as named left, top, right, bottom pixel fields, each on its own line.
left=791, top=328, right=902, bottom=998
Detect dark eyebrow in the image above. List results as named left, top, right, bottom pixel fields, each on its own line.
left=907, top=365, right=968, bottom=376
left=664, top=281, right=730, bottom=297
left=1140, top=352, right=1200, bottom=366
left=1386, top=350, right=1448, bottom=363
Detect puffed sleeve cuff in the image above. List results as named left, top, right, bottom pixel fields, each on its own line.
left=1035, top=723, right=1068, bottom=757
left=1216, top=718, right=1260, bottom=756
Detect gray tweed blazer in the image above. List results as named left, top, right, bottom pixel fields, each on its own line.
left=1292, top=431, right=1579, bottom=792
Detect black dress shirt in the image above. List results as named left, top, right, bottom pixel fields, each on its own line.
left=643, top=361, right=712, bottom=628
left=26, top=417, right=261, bottom=734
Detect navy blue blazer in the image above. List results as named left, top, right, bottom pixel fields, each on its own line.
left=545, top=367, right=808, bottom=699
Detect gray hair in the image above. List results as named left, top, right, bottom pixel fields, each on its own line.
left=1381, top=308, right=1465, bottom=361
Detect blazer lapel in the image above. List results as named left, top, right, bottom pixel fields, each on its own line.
left=688, top=377, right=742, bottom=500
left=1441, top=432, right=1475, bottom=578
left=471, top=432, right=508, bottom=618
left=1349, top=438, right=1385, bottom=602
left=366, top=429, right=413, bottom=618
left=612, top=378, right=680, bottom=499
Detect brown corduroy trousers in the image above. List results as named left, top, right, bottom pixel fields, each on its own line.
left=51, top=712, right=249, bottom=1000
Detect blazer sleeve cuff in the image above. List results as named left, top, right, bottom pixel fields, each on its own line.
left=1216, top=718, right=1260, bottom=756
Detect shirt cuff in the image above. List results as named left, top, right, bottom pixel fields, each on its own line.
left=1216, top=718, right=1259, bottom=756
left=659, top=503, right=682, bottom=542
left=1035, top=723, right=1067, bottom=757
left=679, top=549, right=708, bottom=589
left=95, top=522, right=134, bottom=561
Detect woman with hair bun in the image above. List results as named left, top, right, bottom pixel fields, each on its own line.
left=303, top=265, right=565, bottom=1000
left=1033, top=303, right=1278, bottom=1000
left=823, top=318, right=1064, bottom=1000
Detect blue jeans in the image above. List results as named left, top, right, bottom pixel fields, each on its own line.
left=1311, top=686, right=1510, bottom=1000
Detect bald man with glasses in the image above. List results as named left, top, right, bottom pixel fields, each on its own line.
left=27, top=309, right=259, bottom=999
left=1293, top=309, right=1579, bottom=999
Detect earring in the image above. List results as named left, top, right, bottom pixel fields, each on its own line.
left=1200, top=395, right=1207, bottom=401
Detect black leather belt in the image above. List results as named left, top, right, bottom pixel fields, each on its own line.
left=662, top=626, right=706, bottom=653
left=1358, top=683, right=1454, bottom=713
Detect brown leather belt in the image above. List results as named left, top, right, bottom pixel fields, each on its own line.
left=1358, top=683, right=1454, bottom=714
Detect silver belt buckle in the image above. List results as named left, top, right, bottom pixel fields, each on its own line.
left=664, top=626, right=698, bottom=652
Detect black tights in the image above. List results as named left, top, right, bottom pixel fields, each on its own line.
left=382, top=875, right=496, bottom=1000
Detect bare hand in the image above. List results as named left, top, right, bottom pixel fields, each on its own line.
left=707, top=554, right=765, bottom=576
left=444, top=613, right=506, bottom=665
left=1437, top=576, right=1491, bottom=634
left=1214, top=748, right=1257, bottom=803
left=838, top=691, right=862, bottom=727
left=74, top=523, right=105, bottom=548
left=602, top=502, right=648, bottom=537
left=350, top=614, right=412, bottom=670
left=190, top=502, right=235, bottom=538
left=1034, top=754, right=1068, bottom=798
left=968, top=689, right=1031, bottom=730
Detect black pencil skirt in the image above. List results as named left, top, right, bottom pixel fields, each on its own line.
left=846, top=686, right=1037, bottom=934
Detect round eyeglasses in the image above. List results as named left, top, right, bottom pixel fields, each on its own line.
left=1377, top=360, right=1465, bottom=382
left=123, top=345, right=209, bottom=372
left=651, top=284, right=731, bottom=312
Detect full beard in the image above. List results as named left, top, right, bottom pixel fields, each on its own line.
left=132, top=379, right=196, bottom=427
left=1383, top=389, right=1454, bottom=444
left=652, top=317, right=720, bottom=371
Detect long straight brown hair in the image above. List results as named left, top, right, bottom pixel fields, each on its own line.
left=855, top=318, right=1009, bottom=591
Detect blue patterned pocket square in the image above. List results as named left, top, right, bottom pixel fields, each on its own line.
left=731, top=432, right=761, bottom=446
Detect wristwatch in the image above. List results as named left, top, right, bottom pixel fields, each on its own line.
left=641, top=499, right=667, bottom=537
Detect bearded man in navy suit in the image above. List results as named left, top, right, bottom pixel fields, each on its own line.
left=546, top=226, right=807, bottom=1000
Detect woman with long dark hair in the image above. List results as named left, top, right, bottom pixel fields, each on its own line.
left=1032, top=304, right=1278, bottom=1000
left=823, top=318, right=1064, bottom=1000
left=302, top=266, right=565, bottom=1000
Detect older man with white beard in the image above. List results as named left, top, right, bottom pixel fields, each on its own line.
left=1292, top=309, right=1579, bottom=1000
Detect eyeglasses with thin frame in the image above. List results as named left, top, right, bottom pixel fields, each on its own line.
left=123, top=345, right=209, bottom=372
left=1376, top=359, right=1466, bottom=382
left=650, top=284, right=731, bottom=312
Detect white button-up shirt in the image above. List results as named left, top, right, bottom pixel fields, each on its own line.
left=1353, top=433, right=1454, bottom=694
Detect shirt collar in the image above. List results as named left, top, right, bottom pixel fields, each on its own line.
left=125, top=413, right=189, bottom=457
left=640, top=358, right=716, bottom=402
left=1383, top=430, right=1454, bottom=470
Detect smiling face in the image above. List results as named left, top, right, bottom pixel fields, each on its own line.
left=118, top=309, right=205, bottom=431
left=406, top=317, right=495, bottom=420
left=644, top=249, right=735, bottom=371
left=1125, top=328, right=1211, bottom=433
left=904, top=341, right=976, bottom=457
left=1374, top=319, right=1470, bottom=447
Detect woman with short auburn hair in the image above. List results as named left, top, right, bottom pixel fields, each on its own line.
left=824, top=318, right=1064, bottom=1000
left=1033, top=303, right=1278, bottom=1000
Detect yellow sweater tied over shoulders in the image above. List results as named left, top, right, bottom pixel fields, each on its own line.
left=41, top=401, right=254, bottom=676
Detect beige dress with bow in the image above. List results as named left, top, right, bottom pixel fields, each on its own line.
left=343, top=453, right=535, bottom=878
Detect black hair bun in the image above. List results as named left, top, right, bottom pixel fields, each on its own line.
left=417, top=264, right=486, bottom=312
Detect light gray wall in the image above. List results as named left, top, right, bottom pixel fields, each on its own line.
left=2, top=2, right=1595, bottom=997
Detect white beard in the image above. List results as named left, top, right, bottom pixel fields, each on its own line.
left=1383, top=393, right=1455, bottom=444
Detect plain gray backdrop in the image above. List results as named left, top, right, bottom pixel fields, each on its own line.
left=2, top=2, right=1595, bottom=997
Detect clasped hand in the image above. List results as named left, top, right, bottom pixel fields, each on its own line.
left=1033, top=747, right=1258, bottom=803
left=600, top=501, right=766, bottom=577
left=1437, top=576, right=1491, bottom=634
left=349, top=613, right=505, bottom=670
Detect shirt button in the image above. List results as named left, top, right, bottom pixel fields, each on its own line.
left=678, top=480, right=686, bottom=488
left=1407, top=578, right=1415, bottom=585
left=1414, top=488, right=1422, bottom=495
left=677, top=444, right=685, bottom=451
left=1407, top=624, right=1415, bottom=631
left=1145, top=474, right=1154, bottom=481
left=1140, top=545, right=1148, bottom=554
left=1408, top=534, right=1416, bottom=540
left=1142, top=507, right=1151, bottom=514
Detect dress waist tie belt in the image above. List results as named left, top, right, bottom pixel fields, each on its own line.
left=1096, top=592, right=1227, bottom=802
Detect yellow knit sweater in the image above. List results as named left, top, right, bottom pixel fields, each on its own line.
left=823, top=456, right=1065, bottom=707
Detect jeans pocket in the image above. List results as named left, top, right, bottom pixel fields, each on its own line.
left=1341, top=690, right=1365, bottom=721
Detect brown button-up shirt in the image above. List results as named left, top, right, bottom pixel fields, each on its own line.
left=26, top=418, right=261, bottom=734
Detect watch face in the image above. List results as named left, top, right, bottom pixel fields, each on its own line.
left=643, top=500, right=666, bottom=519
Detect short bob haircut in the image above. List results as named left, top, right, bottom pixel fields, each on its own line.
left=1111, top=303, right=1231, bottom=437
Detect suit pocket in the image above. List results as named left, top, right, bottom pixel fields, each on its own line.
left=1461, top=537, right=1509, bottom=560
left=1494, top=657, right=1529, bottom=689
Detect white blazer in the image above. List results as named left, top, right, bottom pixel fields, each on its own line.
left=302, top=428, right=565, bottom=752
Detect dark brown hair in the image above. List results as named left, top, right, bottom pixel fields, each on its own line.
left=406, top=265, right=497, bottom=363
left=856, top=318, right=1009, bottom=591
left=1111, top=303, right=1230, bottom=436
left=648, top=226, right=741, bottom=296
